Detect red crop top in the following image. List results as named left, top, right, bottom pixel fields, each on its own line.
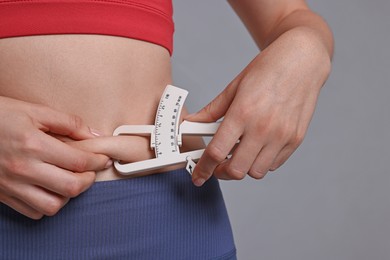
left=0, top=0, right=174, bottom=55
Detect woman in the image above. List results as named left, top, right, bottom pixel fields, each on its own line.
left=0, top=0, right=333, bottom=259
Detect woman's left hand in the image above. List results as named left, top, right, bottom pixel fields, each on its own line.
left=186, top=28, right=332, bottom=187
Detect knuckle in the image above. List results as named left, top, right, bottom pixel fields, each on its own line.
left=272, top=121, right=295, bottom=140
left=72, top=157, right=88, bottom=172
left=251, top=118, right=271, bottom=136
left=64, top=178, right=84, bottom=197
left=21, top=132, right=42, bottom=154
left=293, top=132, right=305, bottom=146
left=235, top=106, right=254, bottom=123
left=249, top=169, right=267, bottom=180
left=274, top=126, right=291, bottom=141
left=69, top=114, right=83, bottom=131
left=239, top=106, right=253, bottom=119
left=43, top=197, right=63, bottom=216
left=205, top=145, right=226, bottom=163
left=225, top=166, right=246, bottom=180
left=282, top=126, right=305, bottom=147
left=270, top=163, right=280, bottom=171
left=5, top=159, right=28, bottom=177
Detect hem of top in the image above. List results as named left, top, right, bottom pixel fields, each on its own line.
left=0, top=0, right=174, bottom=55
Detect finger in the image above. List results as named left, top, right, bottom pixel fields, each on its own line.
left=248, top=144, right=283, bottom=179
left=213, top=160, right=231, bottom=180
left=67, top=136, right=154, bottom=162
left=25, top=162, right=96, bottom=198
left=270, top=145, right=296, bottom=171
left=31, top=104, right=100, bottom=140
left=191, top=118, right=242, bottom=186
left=35, top=131, right=110, bottom=172
left=6, top=182, right=69, bottom=217
left=185, top=82, right=238, bottom=122
left=214, top=134, right=263, bottom=180
left=0, top=193, right=43, bottom=220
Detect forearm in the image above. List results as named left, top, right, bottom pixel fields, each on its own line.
left=227, top=0, right=334, bottom=59
left=189, top=1, right=334, bottom=184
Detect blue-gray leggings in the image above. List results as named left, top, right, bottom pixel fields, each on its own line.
left=0, top=168, right=236, bottom=260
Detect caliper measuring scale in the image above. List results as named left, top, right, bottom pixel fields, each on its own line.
left=113, top=85, right=221, bottom=175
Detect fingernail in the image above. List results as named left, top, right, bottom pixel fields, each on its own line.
left=89, top=127, right=103, bottom=137
left=105, top=160, right=113, bottom=169
left=193, top=178, right=206, bottom=187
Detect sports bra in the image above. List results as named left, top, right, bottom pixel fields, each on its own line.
left=0, top=0, right=174, bottom=55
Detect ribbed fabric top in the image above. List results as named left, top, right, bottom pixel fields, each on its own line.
left=0, top=0, right=174, bottom=55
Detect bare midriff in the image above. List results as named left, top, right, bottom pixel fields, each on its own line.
left=0, top=35, right=205, bottom=181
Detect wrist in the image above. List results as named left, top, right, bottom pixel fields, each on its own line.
left=266, top=26, right=332, bottom=86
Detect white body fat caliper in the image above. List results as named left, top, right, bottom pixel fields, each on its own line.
left=113, top=85, right=220, bottom=175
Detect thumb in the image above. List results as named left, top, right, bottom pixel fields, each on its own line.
left=185, top=83, right=237, bottom=122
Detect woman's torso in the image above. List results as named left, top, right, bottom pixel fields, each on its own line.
left=0, top=35, right=204, bottom=181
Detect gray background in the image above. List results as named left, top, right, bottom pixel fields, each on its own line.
left=172, top=1, right=389, bottom=260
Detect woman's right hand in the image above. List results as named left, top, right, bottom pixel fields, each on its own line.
left=0, top=96, right=111, bottom=219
